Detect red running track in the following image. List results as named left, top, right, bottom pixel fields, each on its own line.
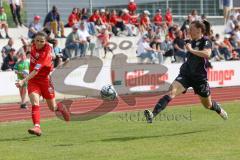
left=0, top=86, right=239, bottom=122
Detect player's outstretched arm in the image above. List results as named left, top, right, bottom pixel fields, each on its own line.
left=15, top=70, right=38, bottom=88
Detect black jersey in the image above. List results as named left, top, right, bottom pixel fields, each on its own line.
left=179, top=37, right=212, bottom=80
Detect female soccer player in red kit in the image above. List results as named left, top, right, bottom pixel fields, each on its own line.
left=16, top=31, right=70, bottom=136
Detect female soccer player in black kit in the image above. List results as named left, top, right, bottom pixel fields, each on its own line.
left=144, top=20, right=228, bottom=123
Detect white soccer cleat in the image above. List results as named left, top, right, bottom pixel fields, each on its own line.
left=219, top=108, right=228, bottom=120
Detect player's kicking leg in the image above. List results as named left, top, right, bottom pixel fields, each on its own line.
left=144, top=80, right=186, bottom=123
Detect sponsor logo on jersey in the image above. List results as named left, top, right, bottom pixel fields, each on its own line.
left=35, top=64, right=41, bottom=70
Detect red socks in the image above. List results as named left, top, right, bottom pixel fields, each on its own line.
left=32, top=105, right=40, bottom=127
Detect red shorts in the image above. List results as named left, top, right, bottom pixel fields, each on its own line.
left=28, top=78, right=55, bottom=99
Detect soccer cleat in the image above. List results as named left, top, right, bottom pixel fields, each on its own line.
left=219, top=108, right=228, bottom=120
left=28, top=126, right=42, bottom=136
left=144, top=110, right=154, bottom=123
left=57, top=102, right=70, bottom=121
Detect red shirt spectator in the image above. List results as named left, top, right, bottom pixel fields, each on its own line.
left=122, top=9, right=131, bottom=24
left=110, top=13, right=118, bottom=26
left=165, top=8, right=173, bottom=26
left=153, top=9, right=162, bottom=26
left=99, top=9, right=107, bottom=24
left=89, top=10, right=100, bottom=23
left=128, top=0, right=137, bottom=13
left=130, top=13, right=139, bottom=26
left=67, top=8, right=78, bottom=27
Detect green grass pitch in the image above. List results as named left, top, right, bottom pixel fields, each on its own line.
left=0, top=101, right=240, bottom=160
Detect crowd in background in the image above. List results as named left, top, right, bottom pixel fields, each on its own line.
left=1, top=0, right=240, bottom=72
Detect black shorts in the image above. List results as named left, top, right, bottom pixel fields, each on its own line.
left=175, top=74, right=210, bottom=98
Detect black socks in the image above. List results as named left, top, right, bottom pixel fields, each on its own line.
left=152, top=95, right=172, bottom=117
left=210, top=100, right=221, bottom=114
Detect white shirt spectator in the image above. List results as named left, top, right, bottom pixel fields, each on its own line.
left=136, top=40, right=151, bottom=56
left=78, top=29, right=90, bottom=41
left=225, top=15, right=235, bottom=33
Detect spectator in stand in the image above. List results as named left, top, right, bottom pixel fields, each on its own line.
left=28, top=15, right=42, bottom=39
left=145, top=28, right=155, bottom=42
left=14, top=52, right=29, bottom=109
left=76, top=8, right=82, bottom=21
left=129, top=10, right=139, bottom=28
left=81, top=8, right=89, bottom=21
left=43, top=5, right=65, bottom=38
left=140, top=10, right=151, bottom=33
left=52, top=39, right=64, bottom=67
left=161, top=34, right=174, bottom=62
left=229, top=33, right=240, bottom=57
left=115, top=10, right=126, bottom=34
left=168, top=24, right=179, bottom=41
left=9, top=0, right=23, bottom=27
left=78, top=22, right=91, bottom=57
left=99, top=9, right=107, bottom=25
left=223, top=0, right=233, bottom=24
left=233, top=25, right=240, bottom=45
left=150, top=35, right=163, bottom=63
left=122, top=9, right=135, bottom=36
left=109, top=10, right=118, bottom=36
left=17, top=37, right=31, bottom=56
left=65, top=24, right=81, bottom=57
left=1, top=48, right=17, bottom=71
left=128, top=0, right=137, bottom=14
left=225, top=14, right=235, bottom=34
left=153, top=9, right=162, bottom=31
left=65, top=8, right=78, bottom=27
left=165, top=8, right=173, bottom=26
left=181, top=15, right=193, bottom=39
left=173, top=30, right=187, bottom=62
left=215, top=34, right=232, bottom=60
left=191, top=9, right=200, bottom=21
left=136, top=35, right=157, bottom=63
left=0, top=7, right=10, bottom=38
left=95, top=19, right=105, bottom=34
left=89, top=9, right=100, bottom=24
left=97, top=26, right=113, bottom=58
left=1, top=38, right=14, bottom=59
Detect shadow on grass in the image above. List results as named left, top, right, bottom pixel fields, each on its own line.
left=98, top=130, right=208, bottom=142
left=0, top=136, right=38, bottom=142
left=53, top=144, right=74, bottom=147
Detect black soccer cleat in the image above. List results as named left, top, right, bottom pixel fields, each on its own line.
left=144, top=110, right=154, bottom=123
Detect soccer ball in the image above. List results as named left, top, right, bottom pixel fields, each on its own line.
left=100, top=84, right=117, bottom=100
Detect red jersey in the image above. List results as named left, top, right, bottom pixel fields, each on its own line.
left=122, top=13, right=131, bottom=24
left=68, top=13, right=78, bottom=27
left=153, top=14, right=162, bottom=25
left=165, top=12, right=173, bottom=25
left=128, top=2, right=137, bottom=12
left=100, top=15, right=107, bottom=24
left=140, top=15, right=149, bottom=25
left=89, top=13, right=100, bottom=22
left=30, top=43, right=53, bottom=80
left=110, top=15, right=117, bottom=25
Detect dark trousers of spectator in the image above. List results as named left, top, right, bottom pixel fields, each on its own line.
left=219, top=47, right=231, bottom=60
left=115, top=22, right=125, bottom=32
left=10, top=4, right=22, bottom=26
left=174, top=50, right=187, bottom=62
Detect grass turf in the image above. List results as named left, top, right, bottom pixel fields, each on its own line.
left=0, top=101, right=239, bottom=160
